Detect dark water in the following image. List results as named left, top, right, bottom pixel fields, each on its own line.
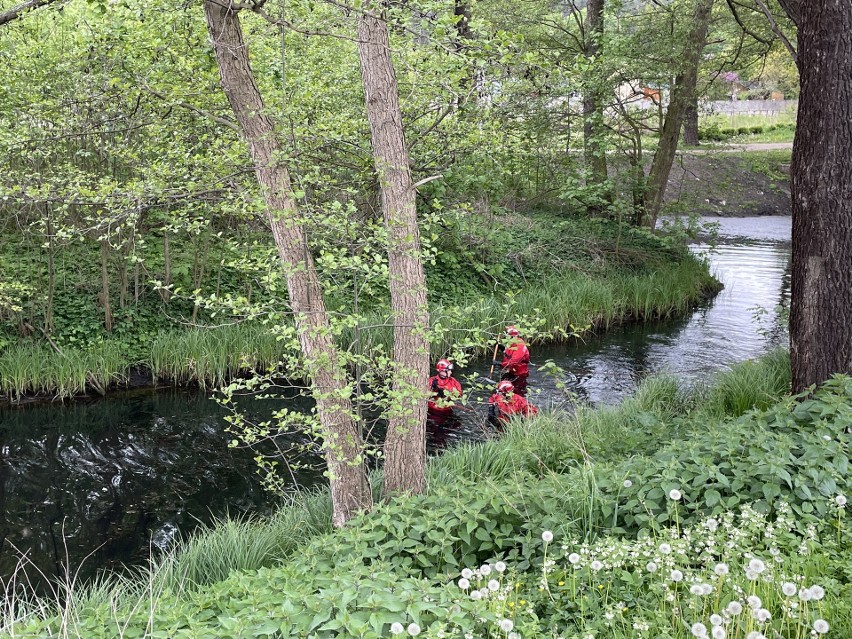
left=0, top=216, right=791, bottom=588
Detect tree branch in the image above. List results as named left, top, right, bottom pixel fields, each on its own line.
left=753, top=0, right=797, bottom=63
left=0, top=0, right=60, bottom=26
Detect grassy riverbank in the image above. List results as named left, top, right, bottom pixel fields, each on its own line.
left=6, top=351, right=851, bottom=638
left=0, top=213, right=718, bottom=401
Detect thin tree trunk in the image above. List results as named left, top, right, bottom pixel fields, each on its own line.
left=162, top=230, right=171, bottom=303
left=783, top=0, right=852, bottom=392
left=582, top=0, right=608, bottom=212
left=642, top=0, right=714, bottom=229
left=204, top=0, right=371, bottom=525
left=357, top=4, right=430, bottom=497
left=100, top=239, right=112, bottom=331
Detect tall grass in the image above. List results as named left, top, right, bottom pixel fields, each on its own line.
left=0, top=253, right=716, bottom=401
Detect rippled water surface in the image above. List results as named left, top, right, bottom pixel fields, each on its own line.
left=0, top=216, right=791, bottom=587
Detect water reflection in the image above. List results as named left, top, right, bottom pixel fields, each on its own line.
left=0, top=216, right=792, bottom=588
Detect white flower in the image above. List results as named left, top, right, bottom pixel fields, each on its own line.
left=669, top=489, right=682, bottom=501
left=745, top=569, right=759, bottom=581
left=798, top=587, right=812, bottom=601
left=646, top=561, right=658, bottom=572
left=748, top=558, right=766, bottom=574
left=480, top=564, right=492, bottom=576
left=726, top=601, right=743, bottom=615
left=458, top=578, right=470, bottom=590
left=659, top=543, right=672, bottom=554
left=814, top=619, right=830, bottom=634
left=714, top=563, right=729, bottom=576
left=712, top=627, right=726, bottom=639
left=690, top=584, right=703, bottom=595
left=407, top=623, right=421, bottom=636
left=746, top=633, right=765, bottom=639
left=590, top=560, right=604, bottom=571
left=809, top=585, right=825, bottom=600
left=488, top=579, right=500, bottom=591
left=706, top=518, right=719, bottom=532
left=700, top=583, right=714, bottom=595
left=568, top=553, right=581, bottom=565
left=390, top=622, right=405, bottom=635
left=670, top=569, right=684, bottom=582
left=753, top=608, right=771, bottom=623
left=781, top=582, right=797, bottom=596
left=691, top=622, right=708, bottom=637
left=747, top=595, right=762, bottom=609
left=624, top=479, right=633, bottom=488
left=470, top=590, right=482, bottom=600
left=542, top=531, right=554, bottom=543
left=710, top=614, right=723, bottom=627
left=499, top=619, right=514, bottom=632
left=495, top=561, right=507, bottom=573
left=508, top=634, right=519, bottom=639
left=461, top=568, right=473, bottom=579
left=836, top=494, right=847, bottom=507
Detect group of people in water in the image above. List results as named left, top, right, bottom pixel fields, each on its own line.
left=426, top=325, right=538, bottom=432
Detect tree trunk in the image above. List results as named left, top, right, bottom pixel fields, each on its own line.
left=357, top=4, right=430, bottom=497
left=582, top=0, right=609, bottom=212
left=683, top=95, right=700, bottom=146
left=782, top=0, right=852, bottom=392
left=100, top=238, right=113, bottom=332
left=642, top=0, right=714, bottom=228
left=204, top=0, right=371, bottom=525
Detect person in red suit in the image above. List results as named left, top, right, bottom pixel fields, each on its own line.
left=498, top=325, right=531, bottom=395
left=488, top=380, right=538, bottom=426
left=427, top=359, right=463, bottom=417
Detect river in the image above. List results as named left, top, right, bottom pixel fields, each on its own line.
left=0, top=215, right=791, bottom=589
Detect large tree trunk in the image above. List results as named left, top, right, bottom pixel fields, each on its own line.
left=204, top=0, right=371, bottom=525
left=357, top=4, right=430, bottom=498
left=642, top=0, right=714, bottom=228
left=781, top=0, right=852, bottom=393
left=582, top=0, right=608, bottom=212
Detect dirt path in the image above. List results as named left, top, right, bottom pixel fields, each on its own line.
left=683, top=141, right=793, bottom=154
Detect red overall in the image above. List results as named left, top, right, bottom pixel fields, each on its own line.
left=501, top=337, right=530, bottom=377
left=488, top=391, right=538, bottom=423
left=427, top=375, right=463, bottom=415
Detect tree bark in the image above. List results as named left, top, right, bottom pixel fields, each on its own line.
left=357, top=4, right=429, bottom=497
left=582, top=0, right=609, bottom=212
left=204, top=0, right=371, bottom=525
left=642, top=0, right=714, bottom=228
left=683, top=95, right=700, bottom=146
left=781, top=0, right=852, bottom=392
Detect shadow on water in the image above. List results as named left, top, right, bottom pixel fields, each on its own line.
left=0, top=216, right=791, bottom=590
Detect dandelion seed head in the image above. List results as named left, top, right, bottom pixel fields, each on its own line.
left=712, top=627, right=726, bottom=639
left=407, top=623, right=421, bottom=636
left=461, top=568, right=473, bottom=579
left=669, top=489, right=683, bottom=501
left=390, top=622, right=405, bottom=635
left=541, top=531, right=554, bottom=543
left=659, top=543, right=672, bottom=554
left=499, top=619, right=514, bottom=632
left=714, top=563, right=729, bottom=576
left=747, top=595, right=762, bottom=609
left=670, top=569, right=684, bottom=582
left=748, top=558, right=766, bottom=574
left=495, top=561, right=507, bottom=573
left=726, top=601, right=743, bottom=615
left=458, top=578, right=470, bottom=590
left=691, top=622, right=708, bottom=637
left=781, top=582, right=796, bottom=596
left=814, top=619, right=829, bottom=634
left=623, top=479, right=633, bottom=488
left=836, top=494, right=847, bottom=507
left=568, top=553, right=581, bottom=565
left=646, top=561, right=658, bottom=572
left=488, top=579, right=500, bottom=591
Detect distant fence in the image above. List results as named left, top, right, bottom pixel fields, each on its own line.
left=704, top=100, right=798, bottom=117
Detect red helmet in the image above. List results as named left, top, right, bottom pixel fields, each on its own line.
left=505, top=325, right=520, bottom=337
left=436, top=359, right=453, bottom=373
left=497, top=380, right=514, bottom=394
